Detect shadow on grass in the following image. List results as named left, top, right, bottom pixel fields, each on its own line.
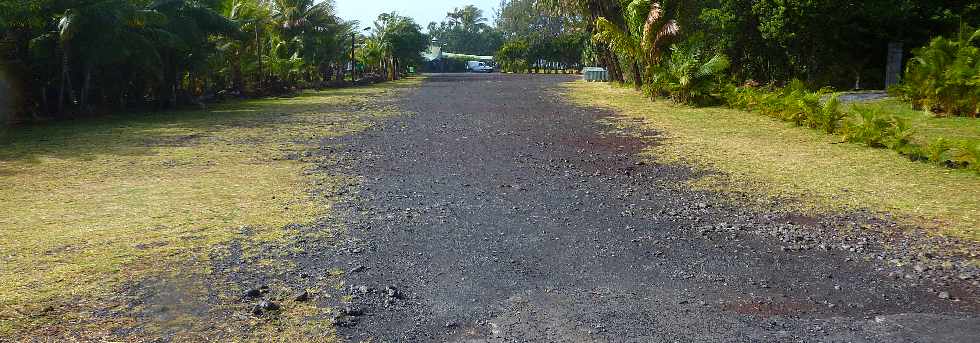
left=0, top=83, right=410, bottom=171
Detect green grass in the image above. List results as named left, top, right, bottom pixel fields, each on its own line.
left=849, top=98, right=980, bottom=145
left=0, top=79, right=418, bottom=339
left=564, top=82, right=980, bottom=240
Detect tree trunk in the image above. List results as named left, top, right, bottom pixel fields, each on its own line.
left=631, top=62, right=643, bottom=90
left=40, top=86, right=49, bottom=116
left=255, top=29, right=263, bottom=90
left=81, top=63, right=93, bottom=111
left=392, top=58, right=399, bottom=80
left=232, top=48, right=243, bottom=92
left=57, top=48, right=74, bottom=115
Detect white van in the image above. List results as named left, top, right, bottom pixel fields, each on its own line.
left=466, top=61, right=494, bottom=73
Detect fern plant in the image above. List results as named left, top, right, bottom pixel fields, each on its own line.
left=899, top=25, right=980, bottom=117
left=805, top=94, right=846, bottom=134
left=593, top=0, right=679, bottom=89
left=883, top=116, right=919, bottom=158
left=649, top=36, right=730, bottom=104
left=925, top=138, right=955, bottom=166
left=952, top=140, right=980, bottom=172
left=843, top=106, right=893, bottom=147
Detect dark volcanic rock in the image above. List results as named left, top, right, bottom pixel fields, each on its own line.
left=318, top=74, right=979, bottom=342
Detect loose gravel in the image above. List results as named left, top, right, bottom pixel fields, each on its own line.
left=316, top=74, right=979, bottom=342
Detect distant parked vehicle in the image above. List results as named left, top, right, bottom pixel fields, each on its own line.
left=466, top=61, right=494, bottom=73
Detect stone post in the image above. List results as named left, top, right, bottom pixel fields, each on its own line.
left=885, top=42, right=904, bottom=88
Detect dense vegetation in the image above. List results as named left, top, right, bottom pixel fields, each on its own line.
left=516, top=0, right=980, bottom=173
left=493, top=0, right=588, bottom=73
left=723, top=83, right=980, bottom=172
left=0, top=0, right=427, bottom=122
left=426, top=5, right=502, bottom=56
left=536, top=0, right=978, bottom=90
left=894, top=25, right=980, bottom=118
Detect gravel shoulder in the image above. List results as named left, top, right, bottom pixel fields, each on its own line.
left=319, top=74, right=979, bottom=342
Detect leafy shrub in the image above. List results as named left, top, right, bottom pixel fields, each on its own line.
left=648, top=36, right=730, bottom=105
left=883, top=117, right=920, bottom=159
left=952, top=140, right=980, bottom=172
left=843, top=106, right=895, bottom=148
left=787, top=88, right=823, bottom=127
left=723, top=80, right=843, bottom=133
left=721, top=82, right=977, bottom=173
left=806, top=95, right=846, bottom=134
left=496, top=40, right=530, bottom=73
left=721, top=84, right=753, bottom=110
left=896, top=25, right=980, bottom=117
left=925, top=138, right=955, bottom=166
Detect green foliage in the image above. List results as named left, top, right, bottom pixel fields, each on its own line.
left=807, top=94, right=846, bottom=134
left=495, top=0, right=587, bottom=72
left=722, top=82, right=977, bottom=172
left=952, top=140, right=980, bottom=172
left=371, top=12, right=428, bottom=80
left=427, top=5, right=502, bottom=55
left=2, top=0, right=430, bottom=120
left=646, top=35, right=729, bottom=104
left=925, top=138, right=955, bottom=166
left=843, top=106, right=894, bottom=148
left=593, top=0, right=678, bottom=88
left=496, top=39, right=530, bottom=73
left=895, top=25, right=980, bottom=117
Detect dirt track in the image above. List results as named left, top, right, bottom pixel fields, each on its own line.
left=320, top=73, right=978, bottom=342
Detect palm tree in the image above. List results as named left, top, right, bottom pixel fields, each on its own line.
left=650, top=37, right=729, bottom=103
left=38, top=0, right=166, bottom=113
left=148, top=0, right=239, bottom=107
left=593, top=0, right=678, bottom=89
left=541, top=0, right=627, bottom=81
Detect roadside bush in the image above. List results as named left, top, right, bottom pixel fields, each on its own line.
left=952, top=140, right=980, bottom=172
left=721, top=81, right=979, bottom=173
left=720, top=84, right=756, bottom=110
left=842, top=106, right=925, bottom=160
left=806, top=95, right=846, bottom=134
left=496, top=39, right=530, bottom=73
left=925, top=138, right=955, bottom=166
left=843, top=106, right=894, bottom=147
left=647, top=37, right=730, bottom=105
left=895, top=25, right=980, bottom=117
left=883, top=118, right=920, bottom=159
left=723, top=80, right=844, bottom=133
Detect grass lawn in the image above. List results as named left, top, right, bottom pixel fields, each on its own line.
left=849, top=99, right=980, bottom=145
left=564, top=82, right=980, bottom=240
left=0, top=80, right=416, bottom=339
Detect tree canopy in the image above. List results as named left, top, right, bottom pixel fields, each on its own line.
left=426, top=5, right=501, bottom=55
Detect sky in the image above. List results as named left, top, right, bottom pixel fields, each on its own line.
left=335, top=0, right=500, bottom=32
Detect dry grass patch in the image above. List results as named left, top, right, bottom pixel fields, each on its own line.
left=0, top=79, right=418, bottom=337
left=564, top=81, right=979, bottom=240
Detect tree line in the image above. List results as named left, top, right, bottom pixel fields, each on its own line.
left=490, top=0, right=978, bottom=95
left=0, top=0, right=428, bottom=122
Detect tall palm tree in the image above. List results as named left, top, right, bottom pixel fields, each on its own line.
left=593, top=0, right=678, bottom=89
left=541, top=0, right=626, bottom=81
left=149, top=0, right=239, bottom=107
left=39, top=0, right=165, bottom=113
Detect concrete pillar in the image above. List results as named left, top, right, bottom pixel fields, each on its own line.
left=885, top=42, right=903, bottom=88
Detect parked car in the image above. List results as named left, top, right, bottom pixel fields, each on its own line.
left=466, top=61, right=494, bottom=73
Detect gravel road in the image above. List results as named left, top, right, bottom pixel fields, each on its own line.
left=322, top=73, right=978, bottom=342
